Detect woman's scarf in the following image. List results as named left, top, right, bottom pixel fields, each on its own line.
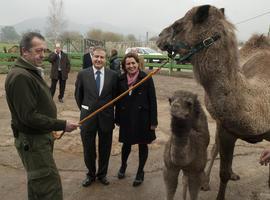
left=127, top=70, right=139, bottom=88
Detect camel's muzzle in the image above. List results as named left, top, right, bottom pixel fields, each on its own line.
left=163, top=33, right=221, bottom=62
left=163, top=42, right=191, bottom=59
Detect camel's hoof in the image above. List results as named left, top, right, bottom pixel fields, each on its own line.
left=200, top=175, right=210, bottom=191
left=201, top=184, right=210, bottom=191
left=230, top=172, right=240, bottom=181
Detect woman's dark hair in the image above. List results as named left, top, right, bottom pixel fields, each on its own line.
left=19, top=32, right=45, bottom=55
left=121, top=52, right=140, bottom=72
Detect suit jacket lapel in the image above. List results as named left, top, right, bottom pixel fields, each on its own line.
left=100, top=68, right=110, bottom=97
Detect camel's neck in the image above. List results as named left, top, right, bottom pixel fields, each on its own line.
left=192, top=37, right=270, bottom=135
left=171, top=116, right=192, bottom=137
left=170, top=127, right=192, bottom=163
left=192, top=36, right=240, bottom=86
left=192, top=37, right=242, bottom=101
left=170, top=117, right=192, bottom=146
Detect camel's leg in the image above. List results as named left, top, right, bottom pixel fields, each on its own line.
left=182, top=174, right=188, bottom=200
left=216, top=124, right=237, bottom=200
left=202, top=125, right=239, bottom=192
left=268, top=165, right=270, bottom=188
left=187, top=172, right=203, bottom=200
left=229, top=165, right=240, bottom=180
left=163, top=164, right=180, bottom=200
left=260, top=135, right=270, bottom=187
left=201, top=130, right=219, bottom=191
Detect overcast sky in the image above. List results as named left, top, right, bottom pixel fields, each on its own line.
left=1, top=0, right=269, bottom=41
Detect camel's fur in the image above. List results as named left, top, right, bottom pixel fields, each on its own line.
left=157, top=5, right=270, bottom=200
left=241, top=34, right=270, bottom=78
left=164, top=90, right=209, bottom=200
left=240, top=34, right=270, bottom=66
left=204, top=34, right=270, bottom=190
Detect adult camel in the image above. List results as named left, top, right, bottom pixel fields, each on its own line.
left=156, top=5, right=270, bottom=200
left=203, top=34, right=270, bottom=191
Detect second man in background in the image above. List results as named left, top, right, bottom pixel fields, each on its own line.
left=48, top=43, right=70, bottom=103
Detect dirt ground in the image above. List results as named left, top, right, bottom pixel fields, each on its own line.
left=1, top=70, right=270, bottom=200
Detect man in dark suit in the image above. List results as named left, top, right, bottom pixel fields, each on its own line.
left=48, top=43, right=70, bottom=103
left=75, top=46, right=118, bottom=187
left=82, top=46, right=93, bottom=69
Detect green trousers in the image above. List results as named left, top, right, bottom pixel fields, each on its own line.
left=15, top=132, right=63, bottom=200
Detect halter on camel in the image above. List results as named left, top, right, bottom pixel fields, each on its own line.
left=166, top=32, right=221, bottom=61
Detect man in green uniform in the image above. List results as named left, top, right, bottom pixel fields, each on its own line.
left=5, top=32, right=79, bottom=200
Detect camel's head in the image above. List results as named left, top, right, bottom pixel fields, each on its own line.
left=156, top=5, right=226, bottom=60
left=169, top=90, right=200, bottom=123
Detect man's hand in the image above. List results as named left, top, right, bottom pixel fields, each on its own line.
left=55, top=48, right=60, bottom=54
left=65, top=120, right=79, bottom=132
left=260, top=149, right=270, bottom=166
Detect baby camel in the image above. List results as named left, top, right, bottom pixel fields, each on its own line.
left=164, top=90, right=210, bottom=200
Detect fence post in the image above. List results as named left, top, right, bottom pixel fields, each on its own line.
left=81, top=39, right=84, bottom=53
left=169, top=58, right=174, bottom=76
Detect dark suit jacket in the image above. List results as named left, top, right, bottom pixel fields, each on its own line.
left=48, top=51, right=70, bottom=80
left=82, top=53, right=92, bottom=69
left=115, top=71, right=157, bottom=144
left=75, top=67, right=118, bottom=133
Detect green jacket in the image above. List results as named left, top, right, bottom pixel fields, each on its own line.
left=5, top=57, right=66, bottom=135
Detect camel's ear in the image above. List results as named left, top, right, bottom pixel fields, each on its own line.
left=220, top=8, right=225, bottom=15
left=193, top=5, right=210, bottom=24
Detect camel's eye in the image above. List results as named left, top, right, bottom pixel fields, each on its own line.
left=172, top=21, right=182, bottom=34
left=171, top=24, right=179, bottom=35
left=171, top=22, right=183, bottom=39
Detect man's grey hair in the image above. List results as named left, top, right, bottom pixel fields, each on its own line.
left=19, top=32, right=45, bottom=55
left=93, top=46, right=106, bottom=54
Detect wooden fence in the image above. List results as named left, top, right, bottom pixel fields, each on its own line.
left=0, top=53, right=192, bottom=75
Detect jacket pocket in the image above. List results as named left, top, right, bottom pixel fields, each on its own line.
left=20, top=135, right=55, bottom=180
left=80, top=108, right=90, bottom=120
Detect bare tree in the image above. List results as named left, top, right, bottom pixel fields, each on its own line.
left=59, top=31, right=84, bottom=52
left=46, top=0, right=66, bottom=42
left=86, top=29, right=127, bottom=42
left=86, top=29, right=103, bottom=41
left=102, top=31, right=124, bottom=42
left=60, top=31, right=83, bottom=42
